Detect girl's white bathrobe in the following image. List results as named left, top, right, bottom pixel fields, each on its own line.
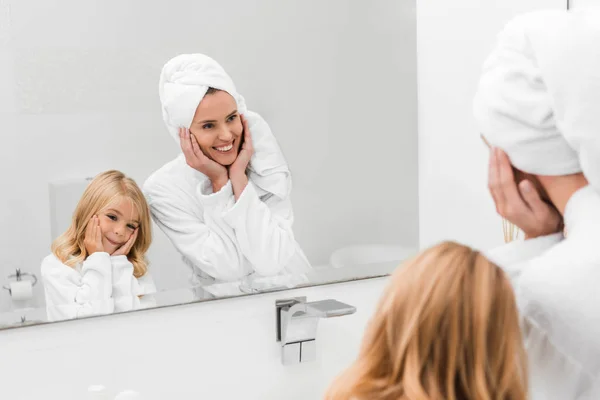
left=486, top=186, right=600, bottom=399
left=41, top=252, right=156, bottom=322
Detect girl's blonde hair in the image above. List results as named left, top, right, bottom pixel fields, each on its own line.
left=325, top=241, right=527, bottom=400
left=51, top=170, right=152, bottom=278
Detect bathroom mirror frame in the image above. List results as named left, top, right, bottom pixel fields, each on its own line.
left=0, top=262, right=399, bottom=331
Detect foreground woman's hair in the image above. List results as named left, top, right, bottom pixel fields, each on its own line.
left=325, top=241, right=527, bottom=400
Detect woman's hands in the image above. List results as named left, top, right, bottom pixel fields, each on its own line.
left=180, top=114, right=254, bottom=199
left=229, top=114, right=254, bottom=177
left=229, top=114, right=254, bottom=200
left=488, top=148, right=563, bottom=239
left=180, top=127, right=229, bottom=192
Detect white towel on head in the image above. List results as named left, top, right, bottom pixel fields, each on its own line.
left=473, top=9, right=600, bottom=190
left=159, top=53, right=291, bottom=199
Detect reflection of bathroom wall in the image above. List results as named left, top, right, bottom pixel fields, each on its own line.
left=0, top=0, right=419, bottom=311
left=570, top=0, right=596, bottom=8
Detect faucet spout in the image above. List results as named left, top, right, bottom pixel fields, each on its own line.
left=305, top=299, right=356, bottom=318
left=275, top=296, right=357, bottom=365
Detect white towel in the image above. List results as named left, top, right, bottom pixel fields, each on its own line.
left=473, top=9, right=600, bottom=191
left=159, top=53, right=291, bottom=199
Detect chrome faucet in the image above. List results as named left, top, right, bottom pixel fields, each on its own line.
left=275, top=296, right=356, bottom=365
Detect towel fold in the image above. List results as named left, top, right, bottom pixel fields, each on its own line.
left=473, top=9, right=600, bottom=191
left=159, top=53, right=291, bottom=199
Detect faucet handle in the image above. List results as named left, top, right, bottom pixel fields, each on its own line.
left=275, top=297, right=306, bottom=342
left=275, top=297, right=357, bottom=342
left=275, top=296, right=357, bottom=365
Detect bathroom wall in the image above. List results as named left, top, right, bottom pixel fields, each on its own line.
left=570, top=0, right=597, bottom=8
left=0, top=0, right=419, bottom=312
left=0, top=1, right=570, bottom=399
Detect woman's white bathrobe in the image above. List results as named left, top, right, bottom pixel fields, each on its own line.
left=473, top=10, right=600, bottom=397
left=41, top=252, right=156, bottom=322
left=486, top=186, right=600, bottom=399
left=143, top=147, right=312, bottom=284
left=144, top=53, right=312, bottom=284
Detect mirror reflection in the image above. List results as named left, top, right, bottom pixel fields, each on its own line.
left=145, top=54, right=313, bottom=290
left=42, top=170, right=156, bottom=321
left=0, top=0, right=418, bottom=329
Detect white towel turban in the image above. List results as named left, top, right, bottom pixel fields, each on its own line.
left=159, top=53, right=291, bottom=199
left=473, top=9, right=600, bottom=190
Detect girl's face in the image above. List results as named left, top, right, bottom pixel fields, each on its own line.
left=97, top=197, right=140, bottom=254
left=189, top=90, right=243, bottom=166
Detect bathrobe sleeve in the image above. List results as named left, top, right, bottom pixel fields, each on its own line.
left=146, top=179, right=251, bottom=281
left=222, top=181, right=311, bottom=277
left=485, top=235, right=594, bottom=397
left=136, top=272, right=158, bottom=309
left=508, top=241, right=600, bottom=399
left=110, top=256, right=157, bottom=312
left=484, top=232, right=564, bottom=281
left=41, top=252, right=114, bottom=321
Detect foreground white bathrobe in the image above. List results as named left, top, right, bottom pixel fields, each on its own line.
left=144, top=54, right=312, bottom=284
left=474, top=9, right=600, bottom=399
left=41, top=252, right=156, bottom=322
left=486, top=186, right=600, bottom=398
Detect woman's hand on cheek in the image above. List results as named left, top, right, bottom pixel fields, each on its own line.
left=228, top=115, right=253, bottom=200
left=229, top=114, right=254, bottom=178
left=179, top=128, right=228, bottom=191
left=112, top=228, right=138, bottom=257
left=488, top=148, right=563, bottom=239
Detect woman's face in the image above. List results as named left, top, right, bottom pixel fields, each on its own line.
left=189, top=90, right=243, bottom=166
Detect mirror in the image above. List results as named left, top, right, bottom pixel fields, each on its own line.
left=0, top=0, right=418, bottom=329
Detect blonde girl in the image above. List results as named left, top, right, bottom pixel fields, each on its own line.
left=41, top=170, right=155, bottom=321
left=326, top=241, right=528, bottom=400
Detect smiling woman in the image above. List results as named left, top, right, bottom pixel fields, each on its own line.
left=143, top=53, right=313, bottom=288
left=191, top=87, right=243, bottom=167
left=184, top=87, right=250, bottom=196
